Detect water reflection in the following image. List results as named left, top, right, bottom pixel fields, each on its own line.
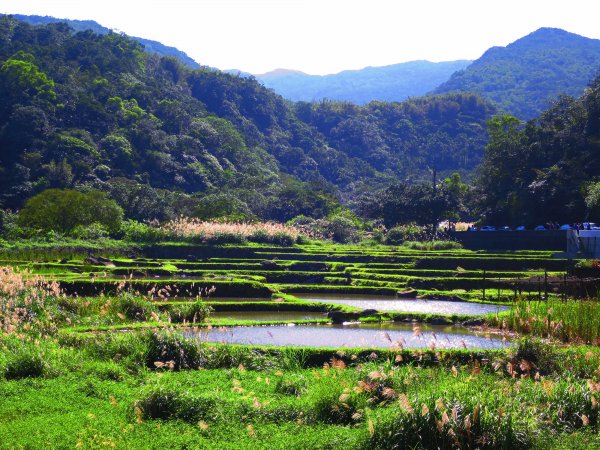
left=186, top=322, right=508, bottom=349
left=294, top=293, right=508, bottom=315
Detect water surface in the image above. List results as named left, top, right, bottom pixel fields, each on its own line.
left=187, top=322, right=508, bottom=349
left=209, top=311, right=326, bottom=322
left=295, top=293, right=507, bottom=315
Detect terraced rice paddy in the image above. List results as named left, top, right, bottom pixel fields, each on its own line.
left=191, top=322, right=508, bottom=349
left=294, top=293, right=510, bottom=315
left=1, top=243, right=598, bottom=448
left=0, top=243, right=574, bottom=345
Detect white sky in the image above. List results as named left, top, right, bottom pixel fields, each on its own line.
left=2, top=0, right=599, bottom=75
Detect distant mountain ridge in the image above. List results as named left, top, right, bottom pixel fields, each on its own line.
left=435, top=28, right=600, bottom=119
left=253, top=60, right=472, bottom=104
left=4, top=14, right=201, bottom=69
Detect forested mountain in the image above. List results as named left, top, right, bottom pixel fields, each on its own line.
left=0, top=17, right=495, bottom=223
left=253, top=60, right=472, bottom=104
left=3, top=14, right=201, bottom=69
left=294, top=94, right=495, bottom=181
left=435, top=28, right=600, bottom=119
left=475, top=75, right=600, bottom=226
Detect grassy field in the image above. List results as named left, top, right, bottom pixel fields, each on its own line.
left=0, top=242, right=598, bottom=448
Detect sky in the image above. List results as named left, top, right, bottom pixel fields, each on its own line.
left=2, top=0, right=600, bottom=75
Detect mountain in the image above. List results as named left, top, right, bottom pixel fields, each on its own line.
left=254, top=60, right=472, bottom=104
left=474, top=73, right=600, bottom=226
left=0, top=17, right=495, bottom=223
left=4, top=14, right=201, bottom=69
left=435, top=28, right=600, bottom=119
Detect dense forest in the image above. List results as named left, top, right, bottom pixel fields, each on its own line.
left=6, top=14, right=201, bottom=69
left=474, top=75, right=600, bottom=226
left=436, top=28, right=600, bottom=119
left=0, top=17, right=495, bottom=224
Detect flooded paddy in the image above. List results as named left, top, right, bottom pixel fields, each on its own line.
left=294, top=293, right=508, bottom=315
left=187, top=322, right=508, bottom=349
left=209, top=311, right=327, bottom=322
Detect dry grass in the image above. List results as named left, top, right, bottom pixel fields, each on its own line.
left=0, top=267, right=60, bottom=335
left=162, top=218, right=299, bottom=240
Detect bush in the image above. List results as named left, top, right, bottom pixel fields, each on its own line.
left=385, top=223, right=423, bottom=245
left=2, top=339, right=51, bottom=380
left=120, top=220, right=165, bottom=242
left=70, top=223, right=110, bottom=240
left=403, top=240, right=463, bottom=250
left=169, top=300, right=212, bottom=324
left=145, top=331, right=205, bottom=370
left=201, top=232, right=246, bottom=245
left=112, top=294, right=157, bottom=322
left=326, top=215, right=359, bottom=244
left=136, top=385, right=218, bottom=422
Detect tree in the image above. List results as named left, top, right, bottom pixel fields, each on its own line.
left=18, top=189, right=123, bottom=234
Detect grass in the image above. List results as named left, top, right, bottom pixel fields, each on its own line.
left=0, top=244, right=599, bottom=447
left=498, top=297, right=600, bottom=344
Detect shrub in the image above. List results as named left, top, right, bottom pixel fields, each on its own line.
left=145, top=330, right=205, bottom=370
left=2, top=338, right=51, bottom=379
left=403, top=240, right=463, bottom=250
left=385, top=223, right=423, bottom=245
left=169, top=300, right=212, bottom=324
left=119, top=220, right=165, bottom=242
left=70, top=223, right=110, bottom=240
left=326, top=215, right=359, bottom=243
left=112, top=294, right=157, bottom=322
left=136, top=385, right=218, bottom=422
left=274, top=375, right=308, bottom=397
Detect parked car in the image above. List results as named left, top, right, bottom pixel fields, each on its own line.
left=582, top=222, right=599, bottom=230
left=559, top=224, right=574, bottom=230
left=480, top=226, right=496, bottom=231
left=534, top=225, right=546, bottom=231
left=499, top=226, right=511, bottom=231
left=515, top=225, right=526, bottom=231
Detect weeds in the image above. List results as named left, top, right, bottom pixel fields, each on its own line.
left=503, top=297, right=600, bottom=343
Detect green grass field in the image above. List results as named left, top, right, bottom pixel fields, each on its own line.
left=0, top=242, right=598, bottom=448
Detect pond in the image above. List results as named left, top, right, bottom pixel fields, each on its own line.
left=294, top=293, right=508, bottom=315
left=186, top=322, right=509, bottom=349
left=209, top=311, right=327, bottom=322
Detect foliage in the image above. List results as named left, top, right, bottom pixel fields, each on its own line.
left=385, top=223, right=423, bottom=245
left=358, top=178, right=462, bottom=229
left=17, top=189, right=123, bottom=234
left=435, top=27, right=600, bottom=119
left=475, top=75, right=600, bottom=226
left=0, top=17, right=495, bottom=223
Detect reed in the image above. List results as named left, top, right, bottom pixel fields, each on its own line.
left=503, top=297, right=600, bottom=343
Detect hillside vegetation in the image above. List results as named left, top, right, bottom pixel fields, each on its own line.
left=0, top=17, right=495, bottom=223
left=436, top=28, right=600, bottom=119
left=474, top=74, right=600, bottom=226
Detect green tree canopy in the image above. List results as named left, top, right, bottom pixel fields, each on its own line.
left=18, top=189, right=123, bottom=233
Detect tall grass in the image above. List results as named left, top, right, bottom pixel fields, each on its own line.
left=0, top=266, right=61, bottom=336
left=403, top=240, right=463, bottom=251
left=502, top=298, right=600, bottom=343
left=160, top=218, right=299, bottom=245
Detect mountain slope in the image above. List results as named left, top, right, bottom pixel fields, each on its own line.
left=4, top=14, right=201, bottom=69
left=255, top=60, right=472, bottom=104
left=0, top=17, right=495, bottom=222
left=435, top=28, right=600, bottom=119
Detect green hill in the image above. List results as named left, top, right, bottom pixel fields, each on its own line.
left=0, top=17, right=495, bottom=222
left=4, top=14, right=201, bottom=69
left=435, top=28, right=600, bottom=119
